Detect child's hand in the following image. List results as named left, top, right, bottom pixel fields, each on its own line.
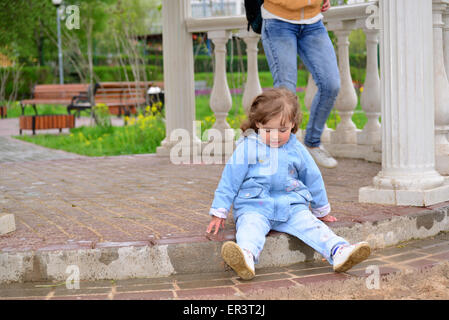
left=318, top=214, right=338, bottom=222
left=206, top=216, right=226, bottom=235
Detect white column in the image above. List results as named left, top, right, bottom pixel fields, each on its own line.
left=331, top=29, right=358, bottom=144
left=303, top=73, right=331, bottom=143
left=358, top=29, right=381, bottom=146
left=239, top=29, right=262, bottom=113
left=440, top=3, right=449, bottom=173
left=359, top=0, right=449, bottom=206
left=433, top=0, right=449, bottom=175
left=444, top=7, right=449, bottom=81
left=157, top=0, right=201, bottom=157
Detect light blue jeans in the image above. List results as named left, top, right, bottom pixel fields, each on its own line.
left=261, top=18, right=341, bottom=148
left=236, top=210, right=349, bottom=265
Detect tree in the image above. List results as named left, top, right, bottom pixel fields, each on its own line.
left=0, top=0, right=55, bottom=66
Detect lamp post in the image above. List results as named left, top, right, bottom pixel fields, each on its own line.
left=52, top=0, right=64, bottom=84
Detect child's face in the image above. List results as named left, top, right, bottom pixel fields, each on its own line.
left=256, top=114, right=294, bottom=148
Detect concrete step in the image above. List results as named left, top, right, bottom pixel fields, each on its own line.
left=1, top=203, right=448, bottom=283
left=1, top=232, right=449, bottom=300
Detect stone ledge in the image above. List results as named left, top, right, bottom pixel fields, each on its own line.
left=359, top=181, right=449, bottom=206
left=0, top=205, right=448, bottom=284
left=323, top=143, right=381, bottom=163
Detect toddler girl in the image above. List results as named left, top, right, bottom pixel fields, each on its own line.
left=206, top=88, right=370, bottom=280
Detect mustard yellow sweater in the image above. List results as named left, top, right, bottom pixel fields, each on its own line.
left=264, top=0, right=323, bottom=21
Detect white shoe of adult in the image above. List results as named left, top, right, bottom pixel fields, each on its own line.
left=221, top=241, right=255, bottom=280
left=306, top=145, right=338, bottom=169
left=332, top=242, right=371, bottom=273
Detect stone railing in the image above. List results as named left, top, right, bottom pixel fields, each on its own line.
left=186, top=15, right=261, bottom=149
left=185, top=2, right=384, bottom=162
left=159, top=0, right=449, bottom=206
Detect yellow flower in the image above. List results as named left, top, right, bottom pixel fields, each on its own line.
left=360, top=86, right=364, bottom=93
left=151, top=105, right=157, bottom=113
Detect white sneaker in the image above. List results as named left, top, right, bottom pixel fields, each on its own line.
left=221, top=241, right=255, bottom=280
left=306, top=145, right=338, bottom=168
left=332, top=242, right=371, bottom=273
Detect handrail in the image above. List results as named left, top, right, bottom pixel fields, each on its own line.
left=185, top=2, right=378, bottom=34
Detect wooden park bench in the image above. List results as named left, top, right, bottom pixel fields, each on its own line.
left=20, top=84, right=89, bottom=115
left=68, top=81, right=165, bottom=117
left=19, top=81, right=164, bottom=135
left=19, top=84, right=88, bottom=135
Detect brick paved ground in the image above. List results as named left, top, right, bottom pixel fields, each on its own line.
left=0, top=146, right=434, bottom=252
left=0, top=232, right=448, bottom=300
left=0, top=116, right=444, bottom=252
left=0, top=136, right=85, bottom=163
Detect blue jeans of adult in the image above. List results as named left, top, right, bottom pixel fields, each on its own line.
left=236, top=210, right=349, bottom=265
left=261, top=18, right=341, bottom=148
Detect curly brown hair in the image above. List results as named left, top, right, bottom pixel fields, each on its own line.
left=240, top=87, right=302, bottom=135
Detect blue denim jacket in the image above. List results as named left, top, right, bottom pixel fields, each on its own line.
left=209, top=132, right=331, bottom=222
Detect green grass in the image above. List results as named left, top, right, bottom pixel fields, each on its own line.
left=14, top=112, right=165, bottom=157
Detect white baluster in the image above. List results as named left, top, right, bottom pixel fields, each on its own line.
left=359, top=0, right=449, bottom=206
left=304, top=73, right=331, bottom=143
left=208, top=30, right=233, bottom=133
left=304, top=73, right=317, bottom=113
left=434, top=0, right=449, bottom=175
left=239, top=29, right=262, bottom=114
left=358, top=29, right=381, bottom=146
left=207, top=30, right=234, bottom=155
left=331, top=29, right=358, bottom=145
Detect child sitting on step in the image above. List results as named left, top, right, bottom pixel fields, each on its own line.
left=206, top=87, right=371, bottom=280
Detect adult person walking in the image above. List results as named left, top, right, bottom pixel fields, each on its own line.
left=261, top=0, right=340, bottom=168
